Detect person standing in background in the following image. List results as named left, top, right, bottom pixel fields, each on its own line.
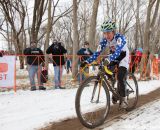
left=77, top=41, right=93, bottom=82
left=0, top=51, right=3, bottom=57
left=46, top=40, right=67, bottom=89
left=129, top=50, right=136, bottom=74
left=65, top=57, right=72, bottom=74
left=24, top=42, right=46, bottom=91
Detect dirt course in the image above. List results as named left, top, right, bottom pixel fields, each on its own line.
left=40, top=87, right=160, bottom=130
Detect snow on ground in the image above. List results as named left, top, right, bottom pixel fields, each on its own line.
left=103, top=99, right=160, bottom=130
left=0, top=80, right=160, bottom=130
left=15, top=60, right=98, bottom=89
left=0, top=89, right=78, bottom=130
left=16, top=62, right=70, bottom=89
left=16, top=62, right=67, bottom=77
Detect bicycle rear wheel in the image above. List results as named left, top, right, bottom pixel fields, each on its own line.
left=125, top=72, right=139, bottom=111
left=75, top=76, right=110, bottom=129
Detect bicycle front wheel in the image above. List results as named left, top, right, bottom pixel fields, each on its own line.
left=125, top=72, right=139, bottom=111
left=75, top=76, right=110, bottom=129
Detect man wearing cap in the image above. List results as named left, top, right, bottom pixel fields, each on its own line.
left=24, top=42, right=46, bottom=91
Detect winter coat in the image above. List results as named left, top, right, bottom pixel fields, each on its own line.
left=23, top=47, right=44, bottom=65
left=46, top=43, right=67, bottom=66
left=77, top=48, right=93, bottom=62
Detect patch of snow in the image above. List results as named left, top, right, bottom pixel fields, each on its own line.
left=103, top=99, right=160, bottom=130
left=0, top=80, right=160, bottom=130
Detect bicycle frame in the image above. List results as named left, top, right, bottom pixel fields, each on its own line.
left=100, top=71, right=121, bottom=100
left=90, top=64, right=121, bottom=104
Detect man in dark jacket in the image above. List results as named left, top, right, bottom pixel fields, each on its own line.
left=24, top=42, right=46, bottom=91
left=46, top=41, right=67, bottom=89
left=0, top=52, right=3, bottom=57
left=77, top=41, right=93, bottom=82
left=0, top=50, right=4, bottom=57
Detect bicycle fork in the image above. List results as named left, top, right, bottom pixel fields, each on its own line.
left=91, top=77, right=102, bottom=103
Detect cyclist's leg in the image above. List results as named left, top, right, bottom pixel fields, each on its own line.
left=117, top=66, right=127, bottom=96
left=110, top=66, right=118, bottom=104
left=117, top=66, right=127, bottom=108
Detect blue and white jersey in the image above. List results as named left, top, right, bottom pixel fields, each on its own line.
left=86, top=33, right=129, bottom=69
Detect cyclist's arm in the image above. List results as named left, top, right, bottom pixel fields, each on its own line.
left=86, top=39, right=108, bottom=64
left=109, top=35, right=126, bottom=61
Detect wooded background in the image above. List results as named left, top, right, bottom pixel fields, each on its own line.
left=0, top=0, right=160, bottom=78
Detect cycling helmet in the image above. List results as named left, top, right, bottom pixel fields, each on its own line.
left=101, top=19, right=116, bottom=32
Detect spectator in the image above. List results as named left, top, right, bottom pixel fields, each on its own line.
left=129, top=50, right=136, bottom=74
left=0, top=50, right=4, bottom=57
left=0, top=52, right=3, bottom=57
left=24, top=42, right=46, bottom=91
left=135, top=48, right=143, bottom=64
left=46, top=40, right=67, bottom=89
left=65, top=57, right=72, bottom=74
left=77, top=41, right=93, bottom=82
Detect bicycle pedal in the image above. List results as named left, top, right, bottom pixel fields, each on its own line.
left=112, top=100, right=117, bottom=104
left=112, top=96, right=118, bottom=104
left=118, top=107, right=127, bottom=112
left=112, top=98, right=118, bottom=104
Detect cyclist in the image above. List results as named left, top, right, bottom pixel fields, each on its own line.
left=81, top=19, right=129, bottom=109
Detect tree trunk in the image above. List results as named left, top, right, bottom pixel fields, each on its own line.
left=31, top=0, right=45, bottom=43
left=72, top=0, right=79, bottom=79
left=143, top=0, right=156, bottom=52
left=134, top=0, right=140, bottom=48
left=6, top=20, right=11, bottom=52
left=44, top=0, right=52, bottom=70
left=139, top=22, right=144, bottom=48
left=88, top=0, right=99, bottom=49
left=83, top=0, right=87, bottom=42
left=13, top=33, right=24, bottom=69
left=140, top=0, right=156, bottom=80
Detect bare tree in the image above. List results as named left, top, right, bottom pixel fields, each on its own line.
left=30, top=0, right=47, bottom=43
left=151, top=14, right=160, bottom=53
left=72, top=0, right=79, bottom=79
left=143, top=0, right=156, bottom=52
left=78, top=0, right=91, bottom=44
left=134, top=0, right=140, bottom=48
left=36, top=1, right=73, bottom=46
left=0, top=0, right=26, bottom=69
left=140, top=0, right=159, bottom=79
left=44, top=0, right=52, bottom=69
left=88, top=0, right=99, bottom=49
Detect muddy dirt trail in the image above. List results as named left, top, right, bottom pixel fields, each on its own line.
left=40, top=87, right=160, bottom=130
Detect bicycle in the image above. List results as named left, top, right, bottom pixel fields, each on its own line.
left=75, top=58, right=139, bottom=129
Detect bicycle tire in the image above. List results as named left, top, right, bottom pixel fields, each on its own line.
left=75, top=76, right=110, bottom=129
left=125, top=72, right=139, bottom=111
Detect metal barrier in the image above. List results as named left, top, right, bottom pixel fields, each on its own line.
left=0, top=54, right=159, bottom=91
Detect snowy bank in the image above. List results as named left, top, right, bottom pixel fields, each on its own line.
left=0, top=80, right=160, bottom=130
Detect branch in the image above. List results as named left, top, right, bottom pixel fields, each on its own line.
left=53, top=6, right=72, bottom=25
left=0, top=31, right=8, bottom=40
